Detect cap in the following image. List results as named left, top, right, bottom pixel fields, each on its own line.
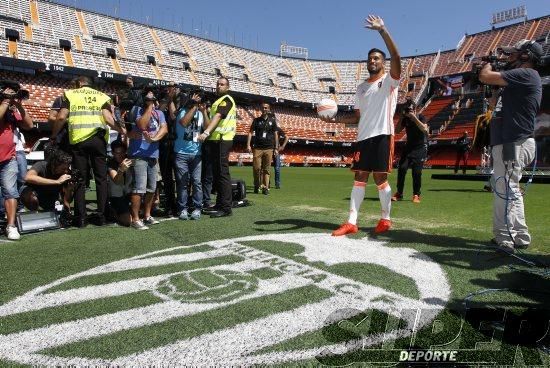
left=499, top=39, right=543, bottom=60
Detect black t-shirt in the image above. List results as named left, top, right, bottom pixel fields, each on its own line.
left=403, top=114, right=427, bottom=149
left=490, top=68, right=542, bottom=145
left=28, top=161, right=62, bottom=197
left=251, top=114, right=278, bottom=149
left=215, top=95, right=234, bottom=119
left=276, top=126, right=286, bottom=143
left=51, top=96, right=63, bottom=111
left=456, top=136, right=470, bottom=152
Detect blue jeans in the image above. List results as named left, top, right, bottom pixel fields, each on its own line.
left=16, top=151, right=27, bottom=190
left=274, top=153, right=281, bottom=187
left=0, top=158, right=19, bottom=200
left=175, top=153, right=202, bottom=211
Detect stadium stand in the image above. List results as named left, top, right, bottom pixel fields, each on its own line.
left=0, top=0, right=547, bottom=168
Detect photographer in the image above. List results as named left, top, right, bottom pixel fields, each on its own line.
left=454, top=131, right=471, bottom=174
left=157, top=82, right=179, bottom=217
left=392, top=99, right=428, bottom=203
left=479, top=39, right=543, bottom=253
left=0, top=82, right=33, bottom=240
left=20, top=149, right=74, bottom=213
left=247, top=102, right=279, bottom=195
left=107, top=140, right=132, bottom=227
left=174, top=90, right=209, bottom=220
left=126, top=88, right=168, bottom=230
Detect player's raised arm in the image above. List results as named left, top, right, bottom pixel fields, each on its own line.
left=365, top=15, right=401, bottom=79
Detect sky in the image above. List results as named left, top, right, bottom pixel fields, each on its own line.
left=54, top=0, right=548, bottom=60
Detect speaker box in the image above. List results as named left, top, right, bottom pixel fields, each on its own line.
left=146, top=55, right=156, bottom=65
left=59, top=39, right=72, bottom=49
left=5, top=28, right=20, bottom=41
left=106, top=47, right=116, bottom=58
left=16, top=211, right=60, bottom=234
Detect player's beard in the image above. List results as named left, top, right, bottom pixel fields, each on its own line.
left=368, top=64, right=382, bottom=74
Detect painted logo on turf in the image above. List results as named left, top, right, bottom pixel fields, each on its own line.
left=0, top=233, right=450, bottom=366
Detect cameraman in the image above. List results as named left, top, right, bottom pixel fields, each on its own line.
left=20, top=148, right=74, bottom=212
left=174, top=91, right=209, bottom=220
left=157, top=82, right=179, bottom=217
left=392, top=100, right=428, bottom=203
left=454, top=131, right=471, bottom=174
left=247, top=102, right=278, bottom=195
left=126, top=88, right=168, bottom=230
left=479, top=39, right=543, bottom=252
left=0, top=83, right=33, bottom=240
left=107, top=140, right=132, bottom=227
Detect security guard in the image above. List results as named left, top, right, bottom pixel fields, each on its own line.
left=52, top=76, right=125, bottom=227
left=198, top=77, right=236, bottom=218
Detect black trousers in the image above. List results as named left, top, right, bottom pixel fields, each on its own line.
left=396, top=146, right=426, bottom=196
left=201, top=142, right=213, bottom=207
left=70, top=132, right=108, bottom=222
left=208, top=140, right=233, bottom=212
left=159, top=140, right=177, bottom=215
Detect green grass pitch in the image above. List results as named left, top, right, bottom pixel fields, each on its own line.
left=0, top=167, right=548, bottom=366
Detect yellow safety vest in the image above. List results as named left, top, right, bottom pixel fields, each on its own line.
left=208, top=94, right=237, bottom=141
left=65, top=86, right=111, bottom=144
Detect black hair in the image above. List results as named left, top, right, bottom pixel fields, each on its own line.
left=77, top=76, right=92, bottom=86
left=110, top=139, right=126, bottom=153
left=367, top=48, right=386, bottom=60
left=46, top=148, right=72, bottom=174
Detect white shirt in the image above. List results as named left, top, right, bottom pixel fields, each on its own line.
left=354, top=73, right=400, bottom=141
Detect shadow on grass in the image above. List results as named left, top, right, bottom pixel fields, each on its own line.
left=428, top=188, right=489, bottom=193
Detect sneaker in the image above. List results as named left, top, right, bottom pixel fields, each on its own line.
left=374, top=219, right=392, bottom=234
left=6, top=225, right=20, bottom=240
left=179, top=210, right=189, bottom=220
left=131, top=220, right=149, bottom=230
left=262, top=187, right=269, bottom=195
left=391, top=192, right=403, bottom=202
left=412, top=195, right=421, bottom=203
left=497, top=242, right=515, bottom=254
left=332, top=222, right=358, bottom=236
left=483, top=185, right=493, bottom=193
left=190, top=209, right=201, bottom=220
left=143, top=216, right=160, bottom=225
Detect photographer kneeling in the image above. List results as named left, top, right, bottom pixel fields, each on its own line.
left=21, top=148, right=74, bottom=213
left=107, top=140, right=132, bottom=226
left=479, top=39, right=543, bottom=253
left=392, top=99, right=428, bottom=203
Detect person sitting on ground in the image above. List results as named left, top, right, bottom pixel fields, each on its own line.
left=107, top=140, right=133, bottom=227
left=20, top=148, right=74, bottom=213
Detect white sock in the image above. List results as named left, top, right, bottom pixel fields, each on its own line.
left=348, top=181, right=366, bottom=225
left=377, top=181, right=391, bottom=220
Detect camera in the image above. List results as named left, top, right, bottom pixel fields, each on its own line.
left=470, top=56, right=509, bottom=98
left=400, top=99, right=415, bottom=115
left=0, top=80, right=30, bottom=101
left=67, top=167, right=85, bottom=185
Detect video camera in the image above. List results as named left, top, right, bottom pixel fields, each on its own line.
left=0, top=80, right=30, bottom=101
left=471, top=56, right=508, bottom=98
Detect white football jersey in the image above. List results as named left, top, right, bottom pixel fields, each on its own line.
left=354, top=73, right=400, bottom=141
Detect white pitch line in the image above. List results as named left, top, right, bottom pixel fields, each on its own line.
left=0, top=273, right=311, bottom=361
